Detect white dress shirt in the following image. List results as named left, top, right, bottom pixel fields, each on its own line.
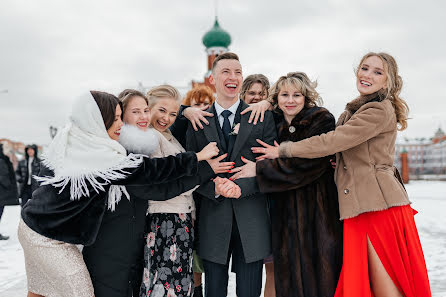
left=27, top=157, right=34, bottom=185
left=214, top=99, right=241, bottom=128
left=213, top=99, right=240, bottom=198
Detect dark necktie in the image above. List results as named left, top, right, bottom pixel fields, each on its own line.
left=221, top=110, right=232, bottom=144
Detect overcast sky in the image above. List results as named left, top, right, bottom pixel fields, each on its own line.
left=1, top=0, right=445, bottom=145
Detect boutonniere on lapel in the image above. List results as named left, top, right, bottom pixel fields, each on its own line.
left=229, top=123, right=240, bottom=136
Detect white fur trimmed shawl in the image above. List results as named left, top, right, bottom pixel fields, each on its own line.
left=35, top=92, right=144, bottom=211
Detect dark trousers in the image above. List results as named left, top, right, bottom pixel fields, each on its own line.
left=0, top=206, right=4, bottom=222
left=202, top=220, right=263, bottom=297
left=20, top=185, right=32, bottom=207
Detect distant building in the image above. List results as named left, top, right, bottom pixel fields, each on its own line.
left=432, top=127, right=446, bottom=144
left=395, top=128, right=446, bottom=177
left=424, top=138, right=446, bottom=175
left=0, top=138, right=43, bottom=170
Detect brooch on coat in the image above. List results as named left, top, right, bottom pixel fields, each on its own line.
left=229, top=123, right=240, bottom=136
left=288, top=126, right=296, bottom=133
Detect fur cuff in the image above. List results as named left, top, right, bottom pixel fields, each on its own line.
left=279, top=141, right=294, bottom=158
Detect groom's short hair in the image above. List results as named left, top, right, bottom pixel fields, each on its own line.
left=211, top=52, right=239, bottom=72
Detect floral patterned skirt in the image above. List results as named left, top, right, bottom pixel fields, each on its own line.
left=140, top=213, right=194, bottom=297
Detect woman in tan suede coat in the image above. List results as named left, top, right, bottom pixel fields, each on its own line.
left=253, top=53, right=431, bottom=297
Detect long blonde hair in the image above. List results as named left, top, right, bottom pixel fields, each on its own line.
left=146, top=85, right=181, bottom=108
left=357, top=52, right=409, bottom=131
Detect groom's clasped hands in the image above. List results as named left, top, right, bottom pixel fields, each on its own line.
left=208, top=138, right=279, bottom=199
left=211, top=153, right=256, bottom=199
left=211, top=155, right=255, bottom=199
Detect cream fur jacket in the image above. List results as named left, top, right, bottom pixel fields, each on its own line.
left=148, top=129, right=197, bottom=217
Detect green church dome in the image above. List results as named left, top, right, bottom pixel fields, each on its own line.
left=202, top=19, right=231, bottom=48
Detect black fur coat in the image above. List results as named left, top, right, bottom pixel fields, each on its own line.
left=256, top=107, right=343, bottom=297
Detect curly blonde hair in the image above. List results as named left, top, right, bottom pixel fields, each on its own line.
left=267, top=72, right=322, bottom=112
left=356, top=52, right=409, bottom=131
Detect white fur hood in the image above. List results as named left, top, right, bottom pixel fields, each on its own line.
left=118, top=124, right=160, bottom=156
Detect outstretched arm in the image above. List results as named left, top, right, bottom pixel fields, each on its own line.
left=240, top=100, right=272, bottom=125
left=126, top=160, right=215, bottom=201
left=185, top=123, right=222, bottom=201
left=249, top=108, right=337, bottom=192
left=123, top=141, right=218, bottom=187
left=118, top=152, right=200, bottom=186
left=170, top=105, right=214, bottom=146
left=127, top=152, right=234, bottom=201
left=232, top=111, right=278, bottom=198
left=256, top=156, right=332, bottom=193
left=278, top=102, right=392, bottom=159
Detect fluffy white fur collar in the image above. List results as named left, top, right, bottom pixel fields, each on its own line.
left=118, top=124, right=160, bottom=156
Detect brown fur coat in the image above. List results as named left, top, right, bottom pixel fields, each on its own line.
left=257, top=107, right=343, bottom=297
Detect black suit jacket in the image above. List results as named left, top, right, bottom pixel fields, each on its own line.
left=186, top=100, right=277, bottom=264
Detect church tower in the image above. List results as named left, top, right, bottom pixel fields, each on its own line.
left=192, top=18, right=232, bottom=91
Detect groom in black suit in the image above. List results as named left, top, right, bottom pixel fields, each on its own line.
left=186, top=53, right=277, bottom=297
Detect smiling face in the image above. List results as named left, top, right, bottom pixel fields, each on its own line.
left=122, top=96, right=150, bottom=131
left=277, top=84, right=305, bottom=124
left=356, top=55, right=388, bottom=96
left=191, top=96, right=211, bottom=110
left=107, top=104, right=123, bottom=140
left=209, top=58, right=243, bottom=102
left=149, top=98, right=180, bottom=132
left=244, top=83, right=267, bottom=104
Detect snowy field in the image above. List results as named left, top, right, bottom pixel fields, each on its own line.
left=1, top=180, right=445, bottom=297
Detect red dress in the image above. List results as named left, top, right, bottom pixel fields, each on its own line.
left=335, top=205, right=431, bottom=297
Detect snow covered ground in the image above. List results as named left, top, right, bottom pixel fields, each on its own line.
left=0, top=180, right=445, bottom=297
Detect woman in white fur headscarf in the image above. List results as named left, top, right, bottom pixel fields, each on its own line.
left=19, top=91, right=219, bottom=297
left=82, top=89, right=224, bottom=297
